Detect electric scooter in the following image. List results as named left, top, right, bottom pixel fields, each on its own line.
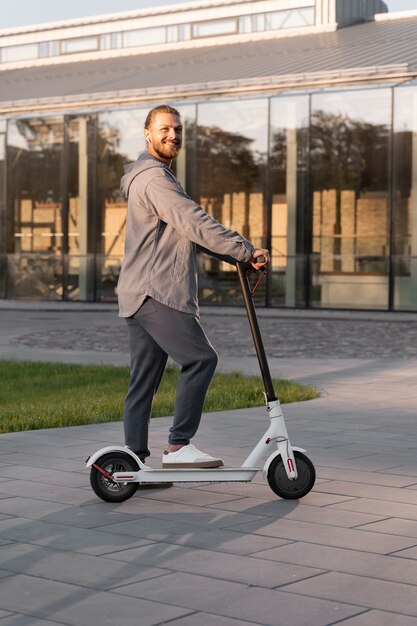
left=86, top=260, right=316, bottom=503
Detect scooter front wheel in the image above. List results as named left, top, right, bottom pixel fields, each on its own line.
left=267, top=451, right=315, bottom=499
left=90, top=452, right=139, bottom=503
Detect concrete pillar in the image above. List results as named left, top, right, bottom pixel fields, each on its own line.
left=410, top=125, right=417, bottom=308
left=285, top=126, right=297, bottom=306
left=77, top=117, right=89, bottom=301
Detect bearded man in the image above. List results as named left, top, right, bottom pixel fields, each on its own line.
left=118, top=104, right=269, bottom=469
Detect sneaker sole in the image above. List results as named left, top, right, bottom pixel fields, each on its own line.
left=162, top=460, right=224, bottom=468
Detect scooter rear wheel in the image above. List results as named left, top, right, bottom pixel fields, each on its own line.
left=90, top=452, right=138, bottom=503
left=267, top=451, right=315, bottom=499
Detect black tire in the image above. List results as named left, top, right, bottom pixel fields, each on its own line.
left=267, top=450, right=315, bottom=500
left=90, top=452, right=139, bottom=503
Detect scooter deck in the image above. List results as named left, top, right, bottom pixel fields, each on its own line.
left=113, top=467, right=260, bottom=483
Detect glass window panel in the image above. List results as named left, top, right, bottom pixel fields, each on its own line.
left=100, top=34, right=112, bottom=50
left=0, top=132, right=5, bottom=296
left=265, top=8, right=314, bottom=30
left=282, top=8, right=315, bottom=28
left=50, top=41, right=59, bottom=56
left=179, top=24, right=191, bottom=40
left=196, top=98, right=268, bottom=305
left=61, top=37, right=98, bottom=54
left=392, top=85, right=417, bottom=311
left=38, top=42, right=49, bottom=58
left=124, top=27, right=166, bottom=47
left=310, top=88, right=391, bottom=310
left=266, top=11, right=289, bottom=30
left=239, top=16, right=252, bottom=33
left=2, top=44, right=38, bottom=62
left=270, top=95, right=310, bottom=307
left=167, top=25, right=179, bottom=42
left=193, top=19, right=237, bottom=38
left=111, top=33, right=122, bottom=48
left=253, top=14, right=265, bottom=31
left=6, top=117, right=64, bottom=300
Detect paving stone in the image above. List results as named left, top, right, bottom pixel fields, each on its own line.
left=209, top=499, right=385, bottom=528
left=104, top=541, right=322, bottom=588
left=206, top=496, right=355, bottom=520
left=0, top=517, right=156, bottom=555
left=0, top=574, right=191, bottom=626
left=230, top=518, right=417, bottom=553
left=356, top=518, right=417, bottom=538
left=392, top=546, right=417, bottom=560
left=113, top=571, right=363, bottom=625
left=93, top=495, right=267, bottom=530
left=0, top=498, right=73, bottom=520
left=329, top=497, right=417, bottom=522
left=33, top=504, right=143, bottom=529
left=249, top=541, right=417, bottom=585
left=316, top=466, right=417, bottom=487
left=336, top=609, right=417, bottom=625
left=139, top=486, right=245, bottom=507
left=90, top=515, right=293, bottom=554
left=0, top=481, right=94, bottom=506
left=0, top=543, right=170, bottom=590
left=313, top=480, right=417, bottom=504
left=0, top=617, right=68, bottom=626
left=0, top=466, right=87, bottom=487
left=283, top=571, right=417, bottom=615
left=165, top=613, right=261, bottom=626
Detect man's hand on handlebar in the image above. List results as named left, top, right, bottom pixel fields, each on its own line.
left=250, top=248, right=270, bottom=270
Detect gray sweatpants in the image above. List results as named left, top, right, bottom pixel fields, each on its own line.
left=123, top=297, right=218, bottom=459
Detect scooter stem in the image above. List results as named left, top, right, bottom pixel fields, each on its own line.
left=236, top=261, right=277, bottom=402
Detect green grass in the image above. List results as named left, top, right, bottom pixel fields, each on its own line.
left=0, top=360, right=319, bottom=433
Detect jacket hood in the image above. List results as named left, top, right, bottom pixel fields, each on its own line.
left=120, top=152, right=167, bottom=197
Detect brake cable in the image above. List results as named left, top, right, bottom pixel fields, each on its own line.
left=250, top=267, right=268, bottom=295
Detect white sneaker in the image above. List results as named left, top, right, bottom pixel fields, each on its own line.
left=162, top=444, right=224, bottom=468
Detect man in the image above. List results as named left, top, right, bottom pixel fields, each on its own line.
left=118, top=104, right=269, bottom=469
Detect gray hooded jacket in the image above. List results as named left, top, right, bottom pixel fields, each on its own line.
left=117, top=152, right=255, bottom=318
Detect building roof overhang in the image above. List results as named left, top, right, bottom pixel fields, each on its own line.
left=1, top=14, right=417, bottom=116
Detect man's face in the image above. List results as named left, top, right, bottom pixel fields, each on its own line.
left=145, top=112, right=183, bottom=164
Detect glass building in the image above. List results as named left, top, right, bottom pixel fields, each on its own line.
left=2, top=0, right=417, bottom=311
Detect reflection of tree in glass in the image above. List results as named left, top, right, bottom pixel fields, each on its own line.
left=197, top=124, right=263, bottom=195
left=196, top=124, right=266, bottom=239
left=11, top=119, right=63, bottom=203
left=97, top=121, right=129, bottom=203
left=310, top=110, right=388, bottom=263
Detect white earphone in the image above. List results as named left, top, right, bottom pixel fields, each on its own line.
left=147, top=136, right=151, bottom=144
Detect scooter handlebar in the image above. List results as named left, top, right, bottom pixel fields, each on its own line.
left=237, top=255, right=267, bottom=273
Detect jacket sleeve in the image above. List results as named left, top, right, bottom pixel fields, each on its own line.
left=143, top=169, right=255, bottom=263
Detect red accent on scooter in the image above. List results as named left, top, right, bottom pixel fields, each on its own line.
left=250, top=268, right=268, bottom=295
left=92, top=464, right=115, bottom=481
left=265, top=438, right=271, bottom=444
left=287, top=458, right=295, bottom=473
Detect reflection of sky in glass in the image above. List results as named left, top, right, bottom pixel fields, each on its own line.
left=99, top=109, right=147, bottom=161
left=197, top=99, right=268, bottom=154
left=8, top=120, right=31, bottom=149
left=394, top=86, right=417, bottom=132
left=271, top=95, right=309, bottom=130
left=312, top=89, right=391, bottom=126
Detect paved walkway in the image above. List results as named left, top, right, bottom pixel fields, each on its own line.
left=1, top=302, right=417, bottom=625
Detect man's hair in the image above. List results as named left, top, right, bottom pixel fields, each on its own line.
left=144, top=105, right=181, bottom=130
